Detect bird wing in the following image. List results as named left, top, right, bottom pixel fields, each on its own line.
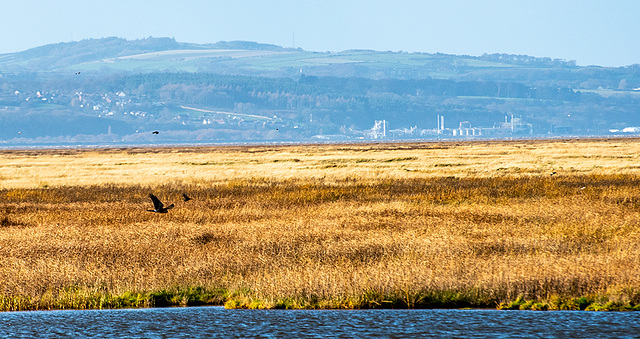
left=149, top=193, right=164, bottom=210
left=166, top=204, right=175, bottom=210
left=182, top=193, right=191, bottom=201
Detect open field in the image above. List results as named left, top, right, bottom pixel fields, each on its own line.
left=1, top=138, right=640, bottom=311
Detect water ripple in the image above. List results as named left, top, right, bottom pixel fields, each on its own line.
left=1, top=307, right=639, bottom=338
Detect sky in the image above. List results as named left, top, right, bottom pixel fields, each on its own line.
left=1, top=0, right=638, bottom=67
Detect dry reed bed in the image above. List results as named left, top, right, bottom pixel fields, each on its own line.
left=0, top=139, right=639, bottom=311
left=2, top=138, right=640, bottom=189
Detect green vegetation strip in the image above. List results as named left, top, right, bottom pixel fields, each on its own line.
left=2, top=287, right=639, bottom=312
left=0, top=287, right=228, bottom=312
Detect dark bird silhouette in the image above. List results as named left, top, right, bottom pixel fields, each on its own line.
left=182, top=193, right=192, bottom=202
left=152, top=131, right=159, bottom=134
left=75, top=72, right=81, bottom=75
left=147, top=193, right=174, bottom=213
left=550, top=172, right=557, bottom=176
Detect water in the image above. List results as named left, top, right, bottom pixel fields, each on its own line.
left=1, top=307, right=639, bottom=338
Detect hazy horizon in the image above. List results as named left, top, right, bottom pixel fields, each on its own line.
left=1, top=0, right=638, bottom=67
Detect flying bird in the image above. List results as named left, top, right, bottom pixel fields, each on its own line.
left=147, top=193, right=174, bottom=213
left=152, top=131, right=159, bottom=134
left=182, top=193, right=192, bottom=202
left=550, top=172, right=557, bottom=176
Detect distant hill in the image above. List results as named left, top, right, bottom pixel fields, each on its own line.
left=0, top=37, right=294, bottom=72
left=0, top=37, right=639, bottom=146
left=1, top=37, right=636, bottom=94
left=0, top=37, right=596, bottom=82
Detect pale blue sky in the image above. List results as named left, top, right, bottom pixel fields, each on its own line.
left=1, top=0, right=638, bottom=66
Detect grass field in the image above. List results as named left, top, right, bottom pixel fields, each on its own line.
left=0, top=138, right=639, bottom=311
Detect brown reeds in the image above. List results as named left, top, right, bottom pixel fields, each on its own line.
left=1, top=139, right=640, bottom=311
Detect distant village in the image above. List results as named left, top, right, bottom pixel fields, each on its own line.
left=5, top=85, right=640, bottom=144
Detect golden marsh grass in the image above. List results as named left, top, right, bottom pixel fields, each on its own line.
left=1, top=138, right=640, bottom=311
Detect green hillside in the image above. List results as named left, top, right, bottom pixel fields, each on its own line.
left=0, top=37, right=576, bottom=80
left=0, top=37, right=639, bottom=145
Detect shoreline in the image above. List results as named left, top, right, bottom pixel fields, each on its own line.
left=1, top=135, right=639, bottom=153
left=1, top=288, right=638, bottom=312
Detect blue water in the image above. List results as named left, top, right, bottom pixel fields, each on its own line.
left=1, top=307, right=639, bottom=338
